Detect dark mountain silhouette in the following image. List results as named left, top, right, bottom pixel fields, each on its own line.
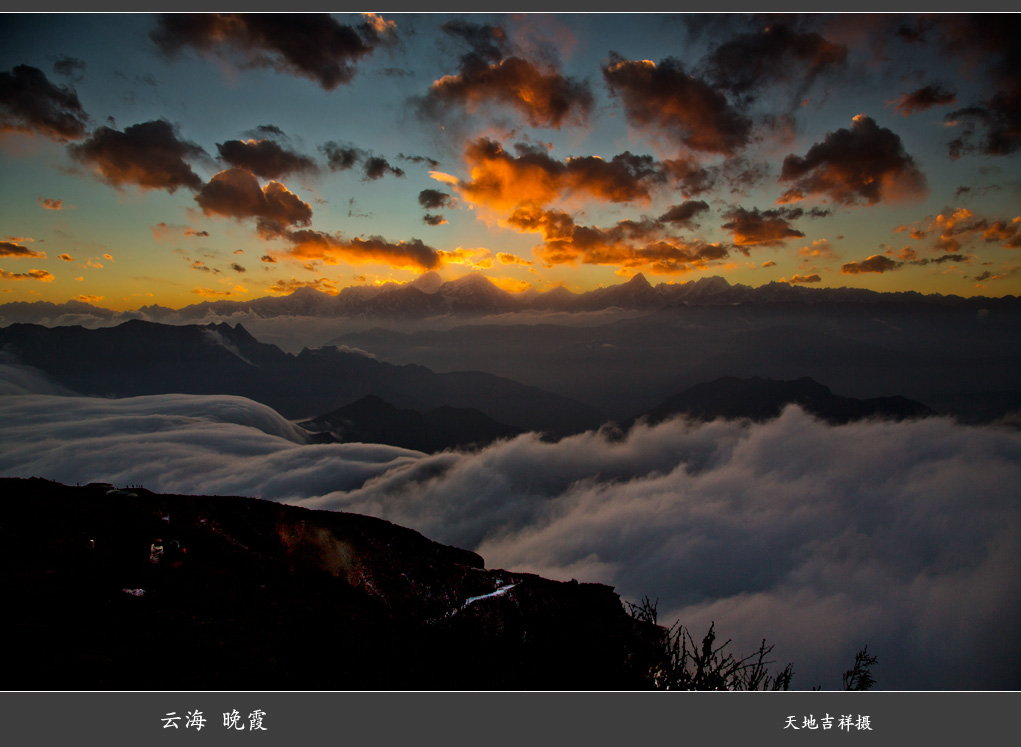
left=1, top=477, right=662, bottom=690
left=0, top=320, right=603, bottom=436
left=299, top=395, right=523, bottom=452
left=633, top=376, right=937, bottom=427
left=328, top=298, right=1021, bottom=424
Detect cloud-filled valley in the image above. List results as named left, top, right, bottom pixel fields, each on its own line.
left=2, top=362, right=1017, bottom=690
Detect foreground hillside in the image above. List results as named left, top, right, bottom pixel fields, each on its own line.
left=1, top=478, right=662, bottom=690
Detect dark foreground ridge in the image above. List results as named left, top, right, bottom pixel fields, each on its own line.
left=1, top=478, right=663, bottom=690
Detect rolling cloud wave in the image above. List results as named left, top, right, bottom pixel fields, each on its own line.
left=2, top=364, right=1018, bottom=689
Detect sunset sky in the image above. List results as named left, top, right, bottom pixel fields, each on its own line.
left=2, top=12, right=1020, bottom=309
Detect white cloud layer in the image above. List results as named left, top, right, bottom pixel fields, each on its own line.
left=2, top=362, right=1018, bottom=689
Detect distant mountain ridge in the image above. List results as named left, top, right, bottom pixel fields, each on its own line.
left=299, top=395, right=522, bottom=452
left=3, top=274, right=1017, bottom=327
left=632, top=376, right=937, bottom=426
left=0, top=320, right=603, bottom=436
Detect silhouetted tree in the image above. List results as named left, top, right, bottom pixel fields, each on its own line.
left=842, top=646, right=878, bottom=691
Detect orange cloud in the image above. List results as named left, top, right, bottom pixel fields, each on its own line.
left=266, top=276, right=339, bottom=295
left=191, top=287, right=238, bottom=298
left=437, top=247, right=492, bottom=267
left=0, top=268, right=54, bottom=281
left=488, top=276, right=531, bottom=293
left=982, top=217, right=1021, bottom=249
left=425, top=57, right=592, bottom=129
left=57, top=253, right=73, bottom=261
left=783, top=273, right=822, bottom=284
left=458, top=138, right=662, bottom=215
left=508, top=205, right=728, bottom=275
left=0, top=240, right=45, bottom=259
left=285, top=230, right=441, bottom=271
left=497, top=252, right=533, bottom=266
left=38, top=197, right=63, bottom=210
left=798, top=239, right=838, bottom=259
left=76, top=294, right=105, bottom=303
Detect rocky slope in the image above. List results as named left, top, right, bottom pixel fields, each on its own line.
left=1, top=478, right=661, bottom=690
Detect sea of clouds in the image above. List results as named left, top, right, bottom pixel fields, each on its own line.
left=2, top=361, right=1018, bottom=689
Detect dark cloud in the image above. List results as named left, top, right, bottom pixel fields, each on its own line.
left=150, top=13, right=394, bottom=90
left=0, top=64, right=88, bottom=141
left=602, top=54, right=752, bottom=155
left=398, top=153, right=441, bottom=169
left=321, top=141, right=360, bottom=172
left=217, top=138, right=317, bottom=179
left=362, top=156, right=404, bottom=181
left=418, top=189, right=452, bottom=210
left=195, top=168, right=312, bottom=238
left=248, top=124, right=285, bottom=138
left=841, top=255, right=902, bottom=274
left=705, top=22, right=847, bottom=104
left=661, top=157, right=717, bottom=197
left=422, top=215, right=447, bottom=226
left=721, top=157, right=771, bottom=195
left=778, top=114, right=927, bottom=206
left=720, top=207, right=805, bottom=248
left=1, top=241, right=45, bottom=259
left=658, top=200, right=710, bottom=228
left=890, top=83, right=956, bottom=117
left=285, top=230, right=441, bottom=271
left=459, top=138, right=663, bottom=213
left=440, top=20, right=509, bottom=64
left=52, top=55, right=86, bottom=82
left=913, top=254, right=973, bottom=266
left=260, top=255, right=277, bottom=263
left=68, top=119, right=206, bottom=193
left=320, top=142, right=402, bottom=180
left=507, top=205, right=728, bottom=275
left=230, top=263, right=247, bottom=273
left=422, top=56, right=593, bottom=130
left=937, top=15, right=1021, bottom=157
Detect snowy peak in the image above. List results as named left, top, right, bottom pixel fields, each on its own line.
left=410, top=271, right=444, bottom=294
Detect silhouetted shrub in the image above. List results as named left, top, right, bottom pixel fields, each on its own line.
left=626, top=597, right=793, bottom=690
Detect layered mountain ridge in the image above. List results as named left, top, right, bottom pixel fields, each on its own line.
left=3, top=273, right=1017, bottom=327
